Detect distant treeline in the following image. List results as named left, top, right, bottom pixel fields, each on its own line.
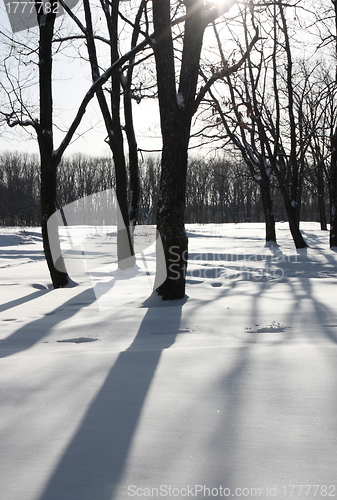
left=0, top=151, right=328, bottom=227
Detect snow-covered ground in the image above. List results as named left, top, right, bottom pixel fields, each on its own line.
left=1, top=222, right=337, bottom=500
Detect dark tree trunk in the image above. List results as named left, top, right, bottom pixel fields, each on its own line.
left=37, top=1, right=69, bottom=288
left=266, top=3, right=307, bottom=250
left=83, top=0, right=135, bottom=268
left=155, top=119, right=190, bottom=300
left=259, top=176, right=277, bottom=244
left=123, top=2, right=144, bottom=230
left=40, top=157, right=68, bottom=287
left=110, top=116, right=135, bottom=268
left=317, top=162, right=328, bottom=231
left=330, top=129, right=337, bottom=246
left=270, top=158, right=307, bottom=249
left=283, top=193, right=307, bottom=249
left=270, top=170, right=307, bottom=248
left=331, top=0, right=337, bottom=244
left=152, top=0, right=205, bottom=300
left=109, top=2, right=135, bottom=268
left=124, top=87, right=140, bottom=230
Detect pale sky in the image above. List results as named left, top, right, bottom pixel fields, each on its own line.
left=0, top=0, right=280, bottom=161
left=0, top=0, right=164, bottom=159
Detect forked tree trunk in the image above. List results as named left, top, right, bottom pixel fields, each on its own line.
left=38, top=2, right=69, bottom=288
left=152, top=0, right=205, bottom=300
left=83, top=0, right=135, bottom=268
left=109, top=1, right=135, bottom=268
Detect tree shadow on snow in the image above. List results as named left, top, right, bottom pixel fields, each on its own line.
left=283, top=277, right=337, bottom=345
left=0, top=285, right=51, bottom=314
left=0, top=287, right=97, bottom=357
left=37, top=300, right=183, bottom=500
left=180, top=273, right=337, bottom=490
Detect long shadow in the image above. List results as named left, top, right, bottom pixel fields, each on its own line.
left=0, top=287, right=97, bottom=358
left=300, top=230, right=328, bottom=247
left=186, top=231, right=227, bottom=239
left=0, top=249, right=44, bottom=258
left=203, top=273, right=337, bottom=492
left=208, top=342, right=255, bottom=488
left=0, top=287, right=50, bottom=314
left=285, top=277, right=337, bottom=344
left=0, top=266, right=164, bottom=358
left=37, top=302, right=183, bottom=500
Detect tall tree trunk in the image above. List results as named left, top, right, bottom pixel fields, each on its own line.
left=38, top=1, right=69, bottom=288
left=123, top=1, right=144, bottom=230
left=155, top=118, right=190, bottom=300
left=259, top=176, right=277, bottom=244
left=317, top=162, right=328, bottom=231
left=124, top=87, right=140, bottom=230
left=330, top=0, right=337, bottom=245
left=330, top=129, right=337, bottom=246
left=281, top=187, right=307, bottom=248
left=83, top=0, right=135, bottom=268
left=109, top=1, right=135, bottom=268
left=152, top=0, right=205, bottom=300
left=267, top=154, right=307, bottom=248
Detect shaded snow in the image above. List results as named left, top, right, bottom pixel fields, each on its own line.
left=1, top=222, right=337, bottom=500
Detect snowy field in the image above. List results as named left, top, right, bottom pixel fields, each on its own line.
left=1, top=222, right=337, bottom=500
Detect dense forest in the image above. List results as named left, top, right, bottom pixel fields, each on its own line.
left=0, top=150, right=328, bottom=228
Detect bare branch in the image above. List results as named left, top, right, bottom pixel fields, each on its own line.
left=53, top=33, right=154, bottom=163
left=0, top=112, right=38, bottom=131
left=193, top=28, right=259, bottom=114
left=53, top=34, right=112, bottom=45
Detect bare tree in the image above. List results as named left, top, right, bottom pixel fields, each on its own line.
left=204, top=1, right=312, bottom=248
left=328, top=0, right=337, bottom=246
left=295, top=61, right=331, bottom=231
left=1, top=0, right=156, bottom=286
left=152, top=0, right=258, bottom=299
left=198, top=11, right=277, bottom=244
left=59, top=0, right=145, bottom=267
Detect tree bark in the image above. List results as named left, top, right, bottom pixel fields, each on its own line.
left=155, top=118, right=190, bottom=300
left=124, top=87, right=140, bottom=230
left=317, top=162, right=328, bottom=231
left=279, top=182, right=308, bottom=248
left=83, top=0, right=135, bottom=267
left=152, top=0, right=205, bottom=300
left=259, top=176, right=277, bottom=244
left=123, top=2, right=144, bottom=230
left=330, top=128, right=337, bottom=246
left=330, top=0, right=337, bottom=245
left=37, top=1, right=69, bottom=288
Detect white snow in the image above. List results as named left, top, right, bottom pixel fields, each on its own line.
left=1, top=222, right=337, bottom=500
